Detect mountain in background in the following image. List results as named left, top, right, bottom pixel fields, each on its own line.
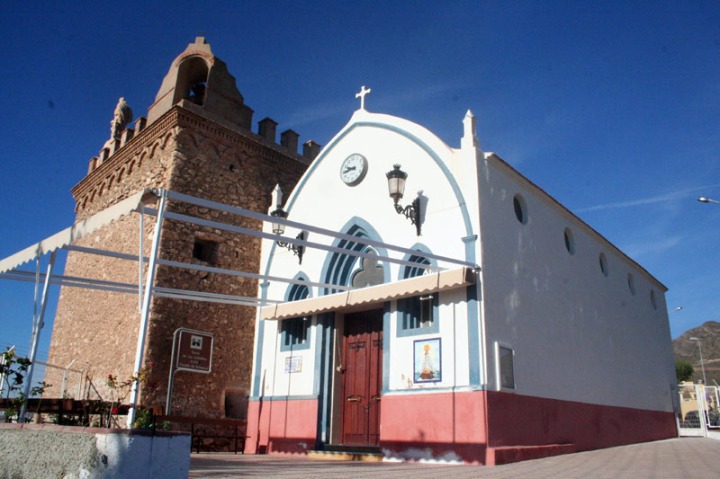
left=673, top=321, right=720, bottom=386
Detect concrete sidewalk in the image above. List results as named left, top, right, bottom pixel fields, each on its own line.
left=189, top=437, right=718, bottom=478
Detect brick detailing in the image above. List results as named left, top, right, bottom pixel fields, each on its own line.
left=45, top=103, right=308, bottom=419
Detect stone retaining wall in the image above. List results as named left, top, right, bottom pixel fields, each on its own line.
left=0, top=424, right=190, bottom=479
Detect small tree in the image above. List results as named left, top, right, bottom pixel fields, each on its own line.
left=106, top=367, right=150, bottom=428
left=676, top=359, right=694, bottom=382
left=1, top=348, right=49, bottom=422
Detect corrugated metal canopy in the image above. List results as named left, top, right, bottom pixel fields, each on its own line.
left=260, top=267, right=476, bottom=320
left=0, top=189, right=156, bottom=274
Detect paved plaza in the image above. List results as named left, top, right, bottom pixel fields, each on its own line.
left=189, top=437, right=718, bottom=478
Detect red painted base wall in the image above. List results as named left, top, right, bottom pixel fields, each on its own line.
left=245, top=398, right=318, bottom=455
left=485, top=390, right=677, bottom=452
left=246, top=390, right=676, bottom=465
left=381, top=390, right=676, bottom=464
left=379, top=390, right=490, bottom=464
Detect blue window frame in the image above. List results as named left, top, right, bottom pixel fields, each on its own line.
left=280, top=282, right=310, bottom=351
left=397, top=255, right=439, bottom=337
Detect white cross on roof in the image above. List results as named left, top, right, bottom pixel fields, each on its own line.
left=355, top=85, right=371, bottom=110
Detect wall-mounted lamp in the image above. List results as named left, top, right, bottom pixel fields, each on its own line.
left=386, top=164, right=422, bottom=236
left=270, top=185, right=306, bottom=264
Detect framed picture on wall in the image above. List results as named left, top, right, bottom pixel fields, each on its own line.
left=414, top=337, right=441, bottom=383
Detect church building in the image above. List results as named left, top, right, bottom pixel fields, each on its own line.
left=245, top=92, right=678, bottom=464
left=1, top=37, right=677, bottom=464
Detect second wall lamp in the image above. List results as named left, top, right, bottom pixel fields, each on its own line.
left=270, top=185, right=307, bottom=264
left=386, top=164, right=422, bottom=236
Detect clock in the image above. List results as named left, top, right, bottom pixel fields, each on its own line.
left=339, top=153, right=368, bottom=186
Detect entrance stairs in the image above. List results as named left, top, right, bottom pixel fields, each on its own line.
left=307, top=445, right=384, bottom=462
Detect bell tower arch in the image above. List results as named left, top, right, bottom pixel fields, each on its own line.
left=147, top=37, right=253, bottom=129
left=175, top=55, right=209, bottom=106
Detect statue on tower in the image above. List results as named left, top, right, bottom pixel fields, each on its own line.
left=110, top=97, right=133, bottom=140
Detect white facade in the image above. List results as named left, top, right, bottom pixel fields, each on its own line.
left=478, top=149, right=675, bottom=410
left=247, top=105, right=677, bottom=462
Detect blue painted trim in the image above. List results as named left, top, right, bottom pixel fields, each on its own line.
left=462, top=234, right=478, bottom=245
left=462, top=235, right=477, bottom=264
left=319, top=216, right=390, bottom=293
left=395, top=299, right=440, bottom=337
left=247, top=394, right=320, bottom=402
left=279, top=272, right=313, bottom=352
left=251, top=281, right=270, bottom=397
left=466, top=283, right=481, bottom=386
left=284, top=272, right=312, bottom=301
left=314, top=312, right=335, bottom=446
left=397, top=243, right=437, bottom=274
left=279, top=326, right=312, bottom=352
left=382, top=302, right=391, bottom=393
left=395, top=245, right=440, bottom=337
left=381, top=385, right=488, bottom=396
left=462, top=234, right=482, bottom=386
left=279, top=273, right=312, bottom=352
left=312, top=314, right=324, bottom=397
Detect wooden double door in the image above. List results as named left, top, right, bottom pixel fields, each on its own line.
left=341, top=309, right=383, bottom=446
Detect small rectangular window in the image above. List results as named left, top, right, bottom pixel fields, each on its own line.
left=280, top=317, right=309, bottom=350
left=224, top=388, right=248, bottom=420
left=497, top=343, right=515, bottom=390
left=418, top=294, right=434, bottom=327
left=193, top=238, right=219, bottom=264
left=397, top=293, right=439, bottom=337
left=401, top=294, right=435, bottom=330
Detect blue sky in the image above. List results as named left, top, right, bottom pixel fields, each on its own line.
left=1, top=1, right=719, bottom=367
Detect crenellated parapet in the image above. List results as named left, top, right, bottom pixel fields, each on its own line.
left=76, top=103, right=321, bottom=217
left=78, top=36, right=323, bottom=218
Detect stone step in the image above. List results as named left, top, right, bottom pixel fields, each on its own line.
left=308, top=446, right=384, bottom=462
left=489, top=443, right=577, bottom=465
left=323, top=444, right=382, bottom=454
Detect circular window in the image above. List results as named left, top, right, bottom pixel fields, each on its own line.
left=563, top=228, right=575, bottom=255
left=650, top=290, right=658, bottom=310
left=513, top=194, right=528, bottom=224
left=599, top=253, right=609, bottom=277
left=627, top=273, right=636, bottom=295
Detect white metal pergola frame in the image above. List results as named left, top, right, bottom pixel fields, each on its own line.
left=0, top=188, right=477, bottom=425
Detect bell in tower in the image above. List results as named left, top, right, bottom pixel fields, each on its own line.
left=147, top=36, right=253, bottom=129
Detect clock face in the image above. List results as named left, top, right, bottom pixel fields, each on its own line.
left=339, top=153, right=368, bottom=186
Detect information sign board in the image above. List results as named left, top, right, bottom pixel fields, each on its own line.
left=175, top=329, right=213, bottom=373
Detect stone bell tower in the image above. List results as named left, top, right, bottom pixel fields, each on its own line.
left=44, top=37, right=319, bottom=419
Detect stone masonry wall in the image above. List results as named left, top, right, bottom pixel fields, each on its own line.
left=46, top=106, right=308, bottom=419
left=140, top=112, right=306, bottom=417
left=44, top=214, right=154, bottom=402
left=45, top=113, right=174, bottom=401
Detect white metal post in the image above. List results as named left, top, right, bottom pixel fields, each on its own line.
left=696, top=384, right=708, bottom=437
left=19, top=250, right=56, bottom=422
left=127, top=190, right=167, bottom=427
left=697, top=342, right=708, bottom=387
left=138, top=203, right=145, bottom=312
left=165, top=328, right=181, bottom=415
left=77, top=369, right=85, bottom=399
left=61, top=359, right=76, bottom=398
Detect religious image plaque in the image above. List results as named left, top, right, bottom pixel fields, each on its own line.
left=284, top=356, right=303, bottom=374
